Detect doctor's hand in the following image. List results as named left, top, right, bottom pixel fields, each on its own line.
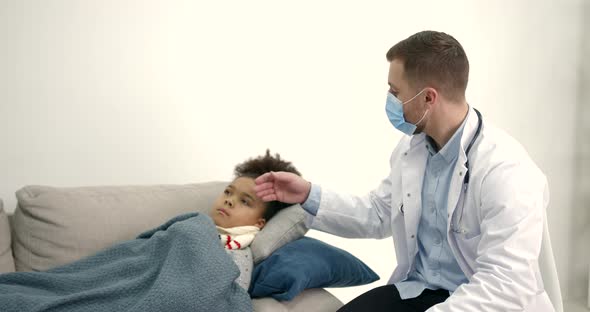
left=254, top=171, right=311, bottom=204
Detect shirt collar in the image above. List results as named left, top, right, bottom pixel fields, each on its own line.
left=425, top=108, right=470, bottom=163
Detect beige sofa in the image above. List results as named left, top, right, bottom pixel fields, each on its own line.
left=0, top=181, right=344, bottom=312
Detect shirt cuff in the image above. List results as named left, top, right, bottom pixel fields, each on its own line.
left=301, top=183, right=321, bottom=216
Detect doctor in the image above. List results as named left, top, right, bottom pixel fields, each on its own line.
left=254, top=30, right=553, bottom=311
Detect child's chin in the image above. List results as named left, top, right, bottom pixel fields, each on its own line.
left=213, top=217, right=231, bottom=228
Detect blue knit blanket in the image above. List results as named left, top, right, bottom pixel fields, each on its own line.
left=0, top=213, right=253, bottom=312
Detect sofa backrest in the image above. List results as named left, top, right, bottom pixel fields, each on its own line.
left=0, top=199, right=16, bottom=273
left=11, top=182, right=308, bottom=272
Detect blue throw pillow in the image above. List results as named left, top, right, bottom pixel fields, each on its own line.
left=248, top=237, right=379, bottom=301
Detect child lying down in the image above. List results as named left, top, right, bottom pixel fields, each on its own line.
left=0, top=150, right=301, bottom=312
left=210, top=149, right=301, bottom=289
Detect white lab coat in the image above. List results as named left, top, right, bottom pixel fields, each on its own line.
left=307, top=107, right=554, bottom=311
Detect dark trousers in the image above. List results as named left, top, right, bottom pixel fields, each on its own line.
left=337, top=285, right=450, bottom=312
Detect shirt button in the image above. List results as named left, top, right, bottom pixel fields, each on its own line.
left=411, top=235, right=415, bottom=238
left=404, top=152, right=408, bottom=156
left=407, top=193, right=411, bottom=197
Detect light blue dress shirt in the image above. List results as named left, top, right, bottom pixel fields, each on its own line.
left=302, top=115, right=470, bottom=300
left=394, top=117, right=469, bottom=299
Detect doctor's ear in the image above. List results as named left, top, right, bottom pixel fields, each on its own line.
left=424, top=88, right=437, bottom=104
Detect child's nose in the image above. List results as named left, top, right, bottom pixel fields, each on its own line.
left=224, top=198, right=233, bottom=207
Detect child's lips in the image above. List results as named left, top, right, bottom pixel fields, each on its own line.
left=218, top=208, right=229, bottom=216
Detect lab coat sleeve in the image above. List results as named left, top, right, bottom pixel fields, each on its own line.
left=428, top=161, right=547, bottom=312
left=306, top=148, right=401, bottom=239
left=308, top=177, right=394, bottom=239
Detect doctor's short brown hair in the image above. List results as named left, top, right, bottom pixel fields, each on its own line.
left=234, top=149, right=301, bottom=221
left=386, top=30, right=469, bottom=102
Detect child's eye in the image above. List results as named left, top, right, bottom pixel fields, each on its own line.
left=241, top=199, right=249, bottom=206
left=224, top=189, right=230, bottom=195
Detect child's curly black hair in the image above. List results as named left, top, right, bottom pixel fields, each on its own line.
left=234, top=149, right=301, bottom=221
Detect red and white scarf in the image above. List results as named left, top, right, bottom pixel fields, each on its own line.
left=216, top=225, right=260, bottom=250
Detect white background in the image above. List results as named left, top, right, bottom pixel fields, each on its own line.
left=0, top=0, right=588, bottom=305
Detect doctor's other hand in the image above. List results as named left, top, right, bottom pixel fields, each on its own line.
left=254, top=171, right=311, bottom=204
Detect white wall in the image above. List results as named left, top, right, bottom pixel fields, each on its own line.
left=0, top=0, right=585, bottom=304
left=569, top=0, right=590, bottom=303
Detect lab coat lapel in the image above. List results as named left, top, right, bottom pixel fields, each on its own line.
left=446, top=159, right=467, bottom=226
left=401, top=134, right=428, bottom=258
left=447, top=107, right=479, bottom=224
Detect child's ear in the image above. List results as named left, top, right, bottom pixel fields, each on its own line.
left=255, top=218, right=266, bottom=229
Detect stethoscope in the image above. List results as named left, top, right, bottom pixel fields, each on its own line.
left=450, top=108, right=482, bottom=234
left=398, top=108, right=483, bottom=235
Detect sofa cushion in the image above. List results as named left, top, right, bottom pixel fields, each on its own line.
left=251, top=203, right=307, bottom=264
left=0, top=199, right=16, bottom=273
left=11, top=182, right=307, bottom=272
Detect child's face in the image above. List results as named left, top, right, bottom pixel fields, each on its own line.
left=210, top=177, right=267, bottom=229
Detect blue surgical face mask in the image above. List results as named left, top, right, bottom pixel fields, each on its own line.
left=385, top=89, right=428, bottom=135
